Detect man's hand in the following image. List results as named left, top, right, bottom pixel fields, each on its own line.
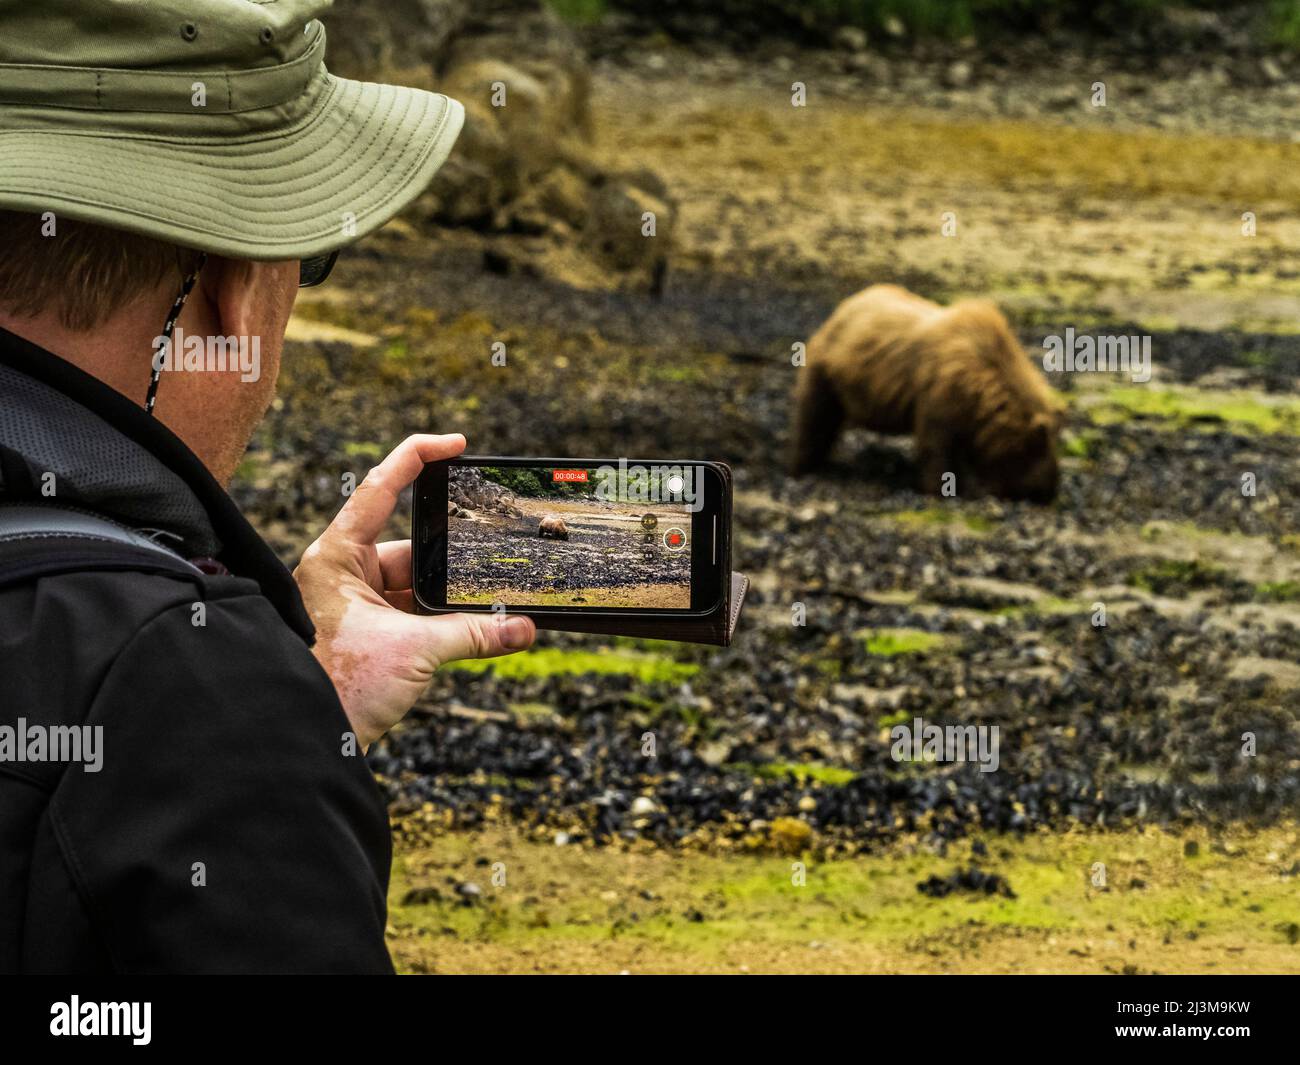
left=294, top=434, right=536, bottom=749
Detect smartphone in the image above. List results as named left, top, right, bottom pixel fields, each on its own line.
left=413, top=457, right=731, bottom=616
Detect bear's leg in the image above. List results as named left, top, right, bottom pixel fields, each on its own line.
left=790, top=363, right=844, bottom=475
left=914, top=407, right=957, bottom=496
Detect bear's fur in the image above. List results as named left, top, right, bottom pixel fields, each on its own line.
left=790, top=285, right=1064, bottom=501
left=538, top=515, right=569, bottom=540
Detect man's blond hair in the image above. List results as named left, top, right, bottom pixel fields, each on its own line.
left=0, top=210, right=201, bottom=332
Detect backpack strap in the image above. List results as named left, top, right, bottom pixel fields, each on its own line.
left=0, top=502, right=205, bottom=591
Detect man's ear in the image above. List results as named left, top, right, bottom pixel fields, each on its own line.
left=206, top=256, right=261, bottom=339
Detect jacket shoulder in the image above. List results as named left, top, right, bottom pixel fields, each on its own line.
left=0, top=568, right=298, bottom=739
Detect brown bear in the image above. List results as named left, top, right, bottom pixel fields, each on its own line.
left=790, top=285, right=1064, bottom=501
left=538, top=515, right=569, bottom=541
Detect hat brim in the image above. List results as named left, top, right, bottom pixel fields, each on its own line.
left=0, top=74, right=464, bottom=261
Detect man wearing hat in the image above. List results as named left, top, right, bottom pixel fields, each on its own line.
left=0, top=0, right=536, bottom=972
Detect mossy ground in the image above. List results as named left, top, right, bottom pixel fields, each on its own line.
left=860, top=627, right=952, bottom=655
left=590, top=82, right=1300, bottom=322
left=1082, top=382, right=1300, bottom=436
left=447, top=645, right=700, bottom=684
left=884, top=508, right=999, bottom=534
left=387, top=824, right=1300, bottom=974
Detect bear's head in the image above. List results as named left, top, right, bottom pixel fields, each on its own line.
left=977, top=410, right=1062, bottom=502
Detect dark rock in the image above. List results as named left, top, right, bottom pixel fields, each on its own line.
left=402, top=886, right=444, bottom=905
left=917, top=867, right=1017, bottom=899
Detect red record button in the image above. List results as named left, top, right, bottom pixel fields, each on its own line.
left=663, top=527, right=687, bottom=551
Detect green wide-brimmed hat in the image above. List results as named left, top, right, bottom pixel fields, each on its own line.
left=0, top=0, right=464, bottom=260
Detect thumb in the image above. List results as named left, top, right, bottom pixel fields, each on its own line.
left=426, top=612, right=537, bottom=668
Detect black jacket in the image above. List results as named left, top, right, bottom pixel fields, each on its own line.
left=0, top=326, right=394, bottom=974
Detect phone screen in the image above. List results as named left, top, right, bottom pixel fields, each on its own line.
left=415, top=459, right=727, bottom=615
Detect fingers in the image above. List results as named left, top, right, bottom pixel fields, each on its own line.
left=376, top=540, right=412, bottom=591
left=331, top=434, right=466, bottom=546
left=427, top=612, right=536, bottom=667
left=383, top=588, right=416, bottom=613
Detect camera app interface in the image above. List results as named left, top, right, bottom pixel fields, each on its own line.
left=446, top=463, right=700, bottom=609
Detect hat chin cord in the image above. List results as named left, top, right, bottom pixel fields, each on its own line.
left=144, top=253, right=207, bottom=417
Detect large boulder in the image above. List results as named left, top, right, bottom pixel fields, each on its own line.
left=323, top=0, right=672, bottom=292
left=449, top=466, right=524, bottom=517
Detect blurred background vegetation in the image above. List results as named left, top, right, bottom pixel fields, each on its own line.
left=549, top=0, right=1300, bottom=45
left=479, top=466, right=599, bottom=497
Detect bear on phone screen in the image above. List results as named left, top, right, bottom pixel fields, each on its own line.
left=538, top=515, right=569, bottom=540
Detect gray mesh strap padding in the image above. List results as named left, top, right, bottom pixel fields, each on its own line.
left=0, top=362, right=219, bottom=557
left=0, top=503, right=201, bottom=573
